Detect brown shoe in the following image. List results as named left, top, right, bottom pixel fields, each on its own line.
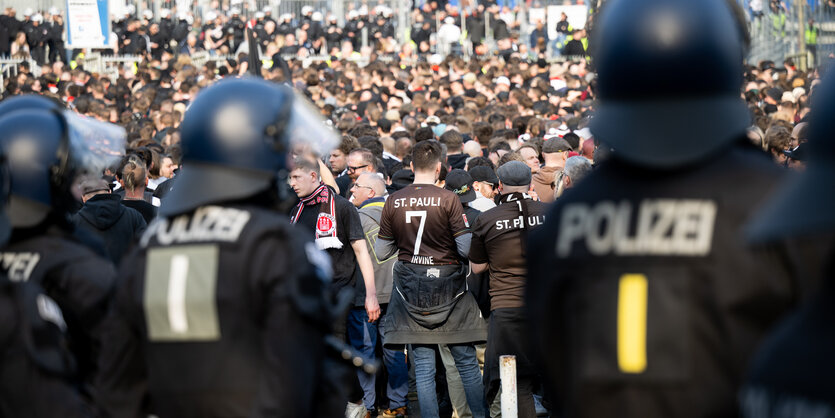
left=382, top=406, right=407, bottom=418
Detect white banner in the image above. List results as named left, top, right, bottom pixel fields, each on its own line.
left=66, top=0, right=110, bottom=48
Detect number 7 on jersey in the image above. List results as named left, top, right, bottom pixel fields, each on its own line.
left=405, top=210, right=427, bottom=255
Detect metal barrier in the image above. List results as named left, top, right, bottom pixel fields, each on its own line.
left=741, top=0, right=835, bottom=69
left=0, top=58, right=43, bottom=93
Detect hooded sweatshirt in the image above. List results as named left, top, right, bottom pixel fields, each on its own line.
left=74, top=194, right=147, bottom=265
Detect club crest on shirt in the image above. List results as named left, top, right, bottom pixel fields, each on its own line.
left=316, top=213, right=337, bottom=237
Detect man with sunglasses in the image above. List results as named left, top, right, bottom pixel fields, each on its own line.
left=344, top=148, right=378, bottom=198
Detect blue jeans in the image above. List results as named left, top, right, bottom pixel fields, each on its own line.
left=347, top=308, right=409, bottom=410
left=410, top=344, right=485, bottom=418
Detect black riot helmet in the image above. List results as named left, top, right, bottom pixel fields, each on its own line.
left=590, top=0, right=751, bottom=168
left=0, top=108, right=126, bottom=229
left=747, top=70, right=835, bottom=243
left=0, top=133, right=10, bottom=246
left=161, top=77, right=338, bottom=217
left=0, top=94, right=62, bottom=118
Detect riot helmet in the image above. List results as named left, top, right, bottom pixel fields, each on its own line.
left=0, top=108, right=126, bottom=228
left=748, top=70, right=835, bottom=242
left=590, top=0, right=751, bottom=168
left=0, top=137, right=9, bottom=246
left=160, top=77, right=338, bottom=217
left=0, top=94, right=62, bottom=118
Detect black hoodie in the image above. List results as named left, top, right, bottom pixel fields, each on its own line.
left=74, top=194, right=147, bottom=266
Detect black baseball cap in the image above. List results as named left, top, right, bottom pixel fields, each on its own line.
left=444, top=169, right=476, bottom=203
left=469, top=166, right=499, bottom=187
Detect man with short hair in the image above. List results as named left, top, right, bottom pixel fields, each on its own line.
left=518, top=143, right=541, bottom=175
left=469, top=166, right=499, bottom=212
left=74, top=178, right=146, bottom=265
left=289, top=156, right=382, bottom=413
left=532, top=138, right=571, bottom=203
left=441, top=130, right=467, bottom=170
left=469, top=161, right=548, bottom=418
left=349, top=172, right=408, bottom=418
left=332, top=134, right=361, bottom=194
left=344, top=148, right=377, bottom=198
left=288, top=157, right=380, bottom=323
left=159, top=154, right=178, bottom=179
left=375, top=140, right=487, bottom=418
left=561, top=156, right=592, bottom=190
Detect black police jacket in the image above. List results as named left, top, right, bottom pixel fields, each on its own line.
left=741, top=280, right=835, bottom=417
left=0, top=227, right=116, bottom=390
left=0, top=275, right=94, bottom=417
left=96, top=204, right=336, bottom=418
left=526, top=143, right=803, bottom=418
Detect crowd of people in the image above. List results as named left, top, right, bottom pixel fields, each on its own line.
left=0, top=1, right=590, bottom=71
left=0, top=0, right=832, bottom=417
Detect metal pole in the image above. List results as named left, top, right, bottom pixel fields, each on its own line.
left=398, top=0, right=408, bottom=46
left=519, top=0, right=528, bottom=49
left=500, top=355, right=518, bottom=418
left=461, top=10, right=468, bottom=60
left=361, top=25, right=368, bottom=51
left=485, top=11, right=493, bottom=52
left=798, top=0, right=806, bottom=70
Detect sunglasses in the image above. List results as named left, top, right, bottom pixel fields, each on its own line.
left=347, top=164, right=368, bottom=172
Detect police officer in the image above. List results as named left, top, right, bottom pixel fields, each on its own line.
left=0, top=122, right=94, bottom=417
left=0, top=95, right=120, bottom=395
left=740, top=69, right=835, bottom=417
left=526, top=0, right=803, bottom=416
left=468, top=162, right=547, bottom=418
left=47, top=8, right=66, bottom=63
left=95, top=78, right=346, bottom=417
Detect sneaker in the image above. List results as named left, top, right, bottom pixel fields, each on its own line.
left=382, top=406, right=407, bottom=418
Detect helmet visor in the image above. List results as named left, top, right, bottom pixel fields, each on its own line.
left=284, top=91, right=340, bottom=162
left=63, top=111, right=126, bottom=199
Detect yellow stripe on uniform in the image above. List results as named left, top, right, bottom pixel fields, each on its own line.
left=617, top=274, right=648, bottom=374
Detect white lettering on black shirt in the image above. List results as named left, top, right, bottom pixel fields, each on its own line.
left=0, top=252, right=41, bottom=282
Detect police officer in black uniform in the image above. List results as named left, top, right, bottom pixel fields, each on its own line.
left=526, top=0, right=803, bottom=416
left=95, top=78, right=349, bottom=417
left=740, top=69, right=835, bottom=418
left=0, top=95, right=120, bottom=397
left=0, top=121, right=95, bottom=417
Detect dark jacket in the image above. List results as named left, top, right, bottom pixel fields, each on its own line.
left=447, top=153, right=468, bottom=170
left=74, top=193, right=147, bottom=265
left=0, top=276, right=94, bottom=418
left=121, top=198, right=158, bottom=224
left=1, top=227, right=116, bottom=392
left=527, top=143, right=804, bottom=418
left=381, top=261, right=487, bottom=346
left=96, top=204, right=336, bottom=417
